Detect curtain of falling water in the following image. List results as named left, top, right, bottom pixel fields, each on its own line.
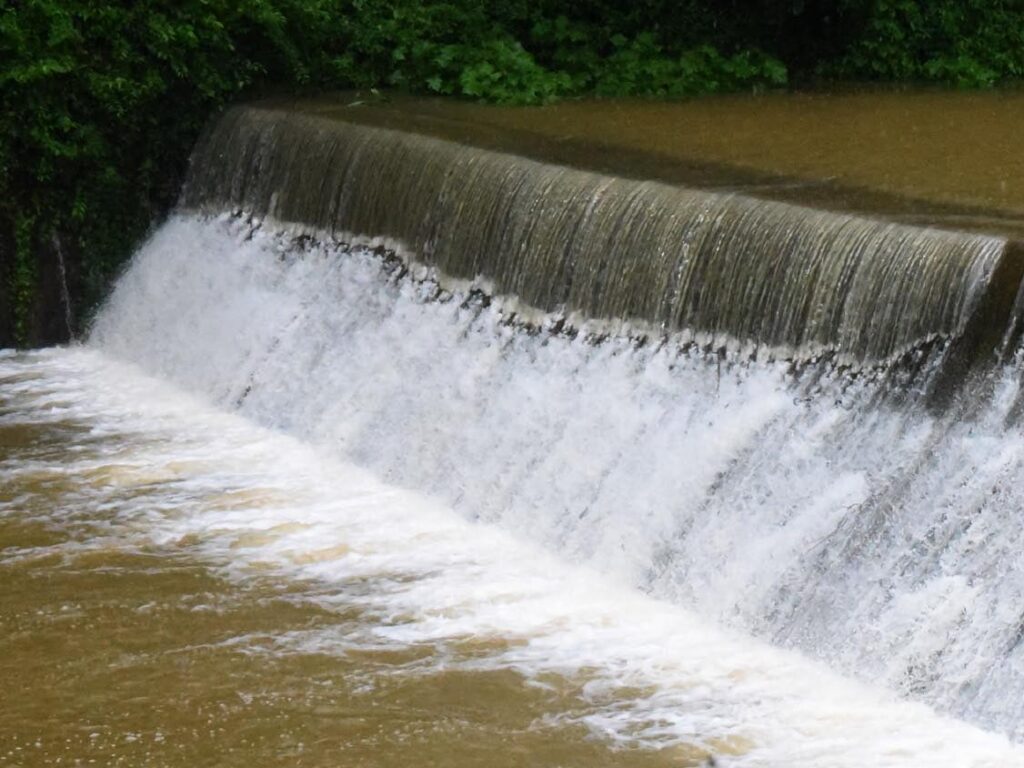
left=182, top=106, right=1007, bottom=366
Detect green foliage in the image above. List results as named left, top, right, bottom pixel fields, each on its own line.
left=1, top=0, right=341, bottom=338
left=457, top=40, right=572, bottom=105
left=826, top=0, right=1024, bottom=86
left=517, top=14, right=788, bottom=100
left=312, top=3, right=786, bottom=105
left=591, top=38, right=787, bottom=98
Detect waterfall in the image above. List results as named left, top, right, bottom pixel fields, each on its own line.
left=88, top=105, right=1024, bottom=741
left=183, top=106, right=1022, bottom=373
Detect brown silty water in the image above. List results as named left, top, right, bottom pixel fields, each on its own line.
left=296, top=89, right=1024, bottom=233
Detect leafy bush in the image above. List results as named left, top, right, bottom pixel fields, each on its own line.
left=590, top=37, right=787, bottom=97
left=826, top=0, right=1024, bottom=86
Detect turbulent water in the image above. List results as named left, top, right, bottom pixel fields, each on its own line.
left=80, top=213, right=1024, bottom=750
left=0, top=307, right=1021, bottom=767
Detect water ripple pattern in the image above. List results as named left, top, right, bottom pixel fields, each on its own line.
left=3, top=347, right=1023, bottom=766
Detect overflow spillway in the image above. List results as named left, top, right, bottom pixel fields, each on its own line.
left=92, top=100, right=1024, bottom=743
left=183, top=105, right=1024, bottom=374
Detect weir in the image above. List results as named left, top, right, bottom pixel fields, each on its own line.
left=88, top=100, right=1024, bottom=746
left=183, top=105, right=1024, bottom=374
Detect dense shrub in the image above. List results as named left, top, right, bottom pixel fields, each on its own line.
left=827, top=0, right=1024, bottom=87
left=1, top=0, right=344, bottom=343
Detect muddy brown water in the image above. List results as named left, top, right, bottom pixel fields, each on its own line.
left=0, top=358, right=706, bottom=768
left=285, top=89, right=1024, bottom=238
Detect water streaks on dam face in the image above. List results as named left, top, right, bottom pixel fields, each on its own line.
left=184, top=106, right=1018, bottom=369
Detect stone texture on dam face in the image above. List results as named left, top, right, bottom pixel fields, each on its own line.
left=183, top=97, right=1024, bottom=371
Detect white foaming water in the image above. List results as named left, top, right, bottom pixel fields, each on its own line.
left=3, top=348, right=1023, bottom=767
left=89, top=215, right=1024, bottom=739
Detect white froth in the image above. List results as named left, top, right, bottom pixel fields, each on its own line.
left=2, top=349, right=1023, bottom=766
left=86, top=214, right=1024, bottom=737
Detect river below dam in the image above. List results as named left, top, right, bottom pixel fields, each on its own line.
left=3, top=341, right=1023, bottom=768
left=2, top=210, right=1024, bottom=766
left=1, top=347, right=719, bottom=768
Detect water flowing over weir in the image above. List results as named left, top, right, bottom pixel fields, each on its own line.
left=182, top=106, right=1024, bottom=371
left=89, top=104, right=1024, bottom=745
